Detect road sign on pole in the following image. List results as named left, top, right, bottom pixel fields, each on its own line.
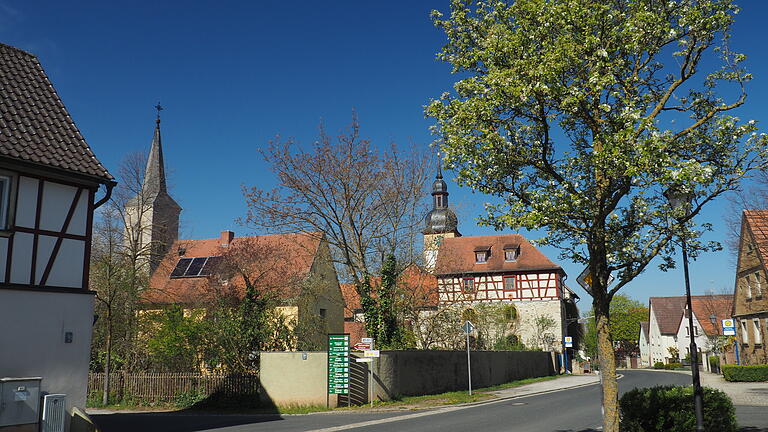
left=722, top=319, right=736, bottom=336
left=462, top=321, right=475, bottom=334
left=462, top=321, right=474, bottom=395
left=576, top=267, right=615, bottom=296
left=564, top=336, right=573, bottom=348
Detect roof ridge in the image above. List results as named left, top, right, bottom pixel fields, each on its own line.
left=0, top=42, right=36, bottom=58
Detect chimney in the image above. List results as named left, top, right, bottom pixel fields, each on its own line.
left=221, top=230, right=235, bottom=247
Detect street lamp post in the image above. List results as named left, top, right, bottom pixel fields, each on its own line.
left=665, top=188, right=705, bottom=432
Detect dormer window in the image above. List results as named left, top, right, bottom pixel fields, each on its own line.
left=504, top=245, right=520, bottom=262
left=474, top=246, right=490, bottom=263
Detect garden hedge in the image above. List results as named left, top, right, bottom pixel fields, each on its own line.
left=722, top=364, right=768, bottom=382
left=619, top=385, right=736, bottom=432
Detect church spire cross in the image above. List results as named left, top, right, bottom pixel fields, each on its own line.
left=155, top=102, right=163, bottom=125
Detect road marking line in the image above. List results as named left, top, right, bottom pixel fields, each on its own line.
left=307, top=375, right=621, bottom=431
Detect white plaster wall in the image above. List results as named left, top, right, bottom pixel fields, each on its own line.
left=67, top=192, right=88, bottom=237
left=639, top=330, right=650, bottom=367
left=39, top=182, right=76, bottom=232
left=675, top=313, right=710, bottom=361
left=9, top=232, right=33, bottom=284
left=647, top=308, right=677, bottom=364
left=14, top=176, right=38, bottom=229
left=46, top=239, right=84, bottom=288
left=0, top=289, right=94, bottom=420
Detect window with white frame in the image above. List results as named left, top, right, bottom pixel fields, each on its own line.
left=755, top=272, right=763, bottom=297
left=754, top=319, right=763, bottom=345
left=745, top=276, right=753, bottom=299
left=741, top=320, right=750, bottom=345
left=0, top=174, right=11, bottom=230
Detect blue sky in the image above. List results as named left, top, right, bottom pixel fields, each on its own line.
left=4, top=1, right=767, bottom=307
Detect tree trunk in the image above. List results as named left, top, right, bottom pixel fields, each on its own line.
left=102, top=315, right=112, bottom=406
left=595, top=296, right=619, bottom=432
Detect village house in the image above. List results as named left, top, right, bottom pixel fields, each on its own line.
left=425, top=163, right=579, bottom=352
left=342, top=163, right=579, bottom=352
left=142, top=230, right=345, bottom=352
left=643, top=295, right=733, bottom=369
left=0, top=43, right=114, bottom=430
left=732, top=210, right=768, bottom=365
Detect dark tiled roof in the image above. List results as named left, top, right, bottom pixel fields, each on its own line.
left=649, top=296, right=687, bottom=335
left=0, top=43, right=113, bottom=182
left=434, top=234, right=562, bottom=275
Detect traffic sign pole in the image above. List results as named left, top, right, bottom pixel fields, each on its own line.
left=466, top=330, right=472, bottom=395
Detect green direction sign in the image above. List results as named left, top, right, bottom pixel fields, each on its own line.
left=328, top=334, right=350, bottom=394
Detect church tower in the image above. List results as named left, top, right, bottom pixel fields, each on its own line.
left=423, top=159, right=460, bottom=272
left=125, top=105, right=181, bottom=274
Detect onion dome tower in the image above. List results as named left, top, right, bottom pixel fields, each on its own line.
left=423, top=158, right=460, bottom=272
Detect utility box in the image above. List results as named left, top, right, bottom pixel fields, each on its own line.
left=0, top=377, right=41, bottom=427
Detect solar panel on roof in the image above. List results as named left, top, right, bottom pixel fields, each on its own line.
left=170, top=258, right=193, bottom=278
left=185, top=257, right=207, bottom=277
left=200, top=256, right=222, bottom=276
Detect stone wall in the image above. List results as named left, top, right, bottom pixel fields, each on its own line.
left=259, top=350, right=557, bottom=407
left=370, top=350, right=556, bottom=401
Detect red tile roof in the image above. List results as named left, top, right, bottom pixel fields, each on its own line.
left=0, top=43, right=113, bottom=182
left=649, top=296, right=687, bottom=335
left=143, top=232, right=322, bottom=305
left=434, top=234, right=562, bottom=276
left=743, top=210, right=768, bottom=268
left=691, top=295, right=734, bottom=336
left=340, top=264, right=438, bottom=319
left=650, top=295, right=734, bottom=336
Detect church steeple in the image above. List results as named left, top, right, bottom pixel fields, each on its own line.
left=424, top=156, right=458, bottom=235
left=143, top=103, right=167, bottom=197
left=422, top=155, right=460, bottom=272
left=125, top=103, right=181, bottom=275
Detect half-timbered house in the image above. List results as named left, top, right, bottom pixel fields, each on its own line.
left=419, top=164, right=579, bottom=353
left=432, top=234, right=579, bottom=352
left=0, top=43, right=114, bottom=428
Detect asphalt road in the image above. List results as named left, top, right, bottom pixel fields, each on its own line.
left=91, top=370, right=768, bottom=432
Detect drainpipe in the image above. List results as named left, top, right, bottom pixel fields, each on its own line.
left=94, top=181, right=116, bottom=209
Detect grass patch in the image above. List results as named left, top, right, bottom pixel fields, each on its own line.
left=341, top=374, right=566, bottom=411
left=88, top=374, right=567, bottom=414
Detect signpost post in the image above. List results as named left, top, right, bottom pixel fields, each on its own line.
left=462, top=321, right=475, bottom=395
left=363, top=348, right=379, bottom=408
left=327, top=334, right=350, bottom=407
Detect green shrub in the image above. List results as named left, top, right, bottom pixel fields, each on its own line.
left=653, top=362, right=665, bottom=369
left=619, top=385, right=736, bottom=432
left=722, top=364, right=768, bottom=382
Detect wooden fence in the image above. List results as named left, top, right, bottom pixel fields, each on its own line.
left=88, top=372, right=260, bottom=403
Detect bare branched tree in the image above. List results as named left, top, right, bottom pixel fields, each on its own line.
left=241, top=113, right=429, bottom=284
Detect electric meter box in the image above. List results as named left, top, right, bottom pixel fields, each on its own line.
left=0, top=377, right=41, bottom=427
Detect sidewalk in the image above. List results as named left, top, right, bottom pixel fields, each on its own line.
left=698, top=371, right=768, bottom=406
left=490, top=374, right=600, bottom=399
